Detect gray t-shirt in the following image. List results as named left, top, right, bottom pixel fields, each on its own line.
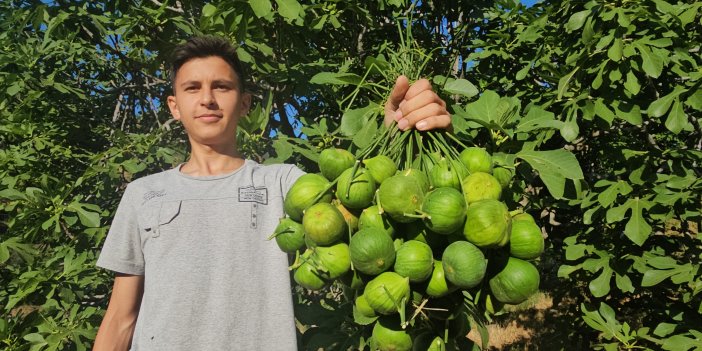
left=97, top=160, right=305, bottom=350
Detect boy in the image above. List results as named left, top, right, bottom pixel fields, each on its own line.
left=93, top=36, right=451, bottom=350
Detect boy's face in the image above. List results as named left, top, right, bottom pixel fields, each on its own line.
left=167, top=56, right=250, bottom=149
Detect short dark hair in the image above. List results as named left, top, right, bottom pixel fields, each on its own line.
left=169, top=36, right=246, bottom=92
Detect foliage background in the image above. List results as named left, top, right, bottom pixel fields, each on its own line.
left=0, top=0, right=699, bottom=349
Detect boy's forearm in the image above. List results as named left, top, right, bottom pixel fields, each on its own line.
left=93, top=273, right=143, bottom=351
left=93, top=312, right=137, bottom=351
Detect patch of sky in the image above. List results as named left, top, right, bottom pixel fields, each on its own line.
left=269, top=96, right=306, bottom=138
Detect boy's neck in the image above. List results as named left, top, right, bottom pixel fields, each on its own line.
left=179, top=143, right=245, bottom=177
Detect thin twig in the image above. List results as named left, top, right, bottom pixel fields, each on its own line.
left=112, top=93, right=124, bottom=123
left=149, top=0, right=184, bottom=13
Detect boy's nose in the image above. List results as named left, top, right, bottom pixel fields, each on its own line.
left=200, top=89, right=216, bottom=106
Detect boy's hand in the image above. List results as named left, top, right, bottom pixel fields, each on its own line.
left=384, top=75, right=451, bottom=131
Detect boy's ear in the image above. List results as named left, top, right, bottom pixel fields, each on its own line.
left=167, top=95, right=181, bottom=120
left=242, top=93, right=252, bottom=115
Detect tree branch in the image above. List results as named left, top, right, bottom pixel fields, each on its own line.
left=149, top=0, right=184, bottom=13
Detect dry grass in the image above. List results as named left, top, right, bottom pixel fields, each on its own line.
left=467, top=292, right=554, bottom=349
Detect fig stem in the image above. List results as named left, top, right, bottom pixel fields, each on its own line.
left=345, top=160, right=361, bottom=196
left=509, top=209, right=523, bottom=217
left=309, top=177, right=339, bottom=205
left=266, top=227, right=294, bottom=241
left=444, top=130, right=470, bottom=150
left=402, top=212, right=427, bottom=219
left=288, top=250, right=301, bottom=271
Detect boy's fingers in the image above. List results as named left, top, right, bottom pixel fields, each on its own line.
left=398, top=90, right=445, bottom=117
left=403, top=79, right=433, bottom=100
left=385, top=75, right=410, bottom=112
left=415, top=115, right=452, bottom=131
left=400, top=103, right=448, bottom=129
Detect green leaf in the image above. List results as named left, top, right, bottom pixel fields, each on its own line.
left=23, top=333, right=46, bottom=345
left=517, top=149, right=584, bottom=181
left=607, top=38, right=623, bottom=61
left=465, top=90, right=501, bottom=123
left=581, top=17, right=595, bottom=43
left=566, top=10, right=590, bottom=32
left=6, top=82, right=21, bottom=96
left=275, top=0, right=302, bottom=21
left=352, top=118, right=378, bottom=149
left=340, top=103, right=379, bottom=136
left=647, top=87, right=684, bottom=118
left=240, top=101, right=271, bottom=134
left=641, top=269, right=678, bottom=287
left=557, top=67, right=579, bottom=100
left=236, top=47, right=253, bottom=63
left=624, top=71, right=640, bottom=95
left=443, top=78, right=478, bottom=98
left=352, top=305, right=378, bottom=325
left=647, top=256, right=678, bottom=269
left=664, top=99, right=689, bottom=134
left=565, top=243, right=588, bottom=260
left=616, top=8, right=631, bottom=27
left=589, top=266, right=612, bottom=298
left=0, top=245, right=8, bottom=264
left=516, top=106, right=563, bottom=133
left=679, top=4, right=702, bottom=26
left=202, top=3, right=217, bottom=17
left=614, top=273, right=634, bottom=293
left=581, top=302, right=621, bottom=339
left=597, top=180, right=632, bottom=208
left=516, top=62, right=531, bottom=80
left=653, top=322, right=677, bottom=337
left=606, top=202, right=629, bottom=223
left=613, top=101, right=642, bottom=125
left=266, top=138, right=294, bottom=164
left=661, top=334, right=702, bottom=351
left=686, top=88, right=702, bottom=110
left=634, top=43, right=664, bottom=78
left=652, top=0, right=675, bottom=15
left=560, top=117, right=579, bottom=142
left=76, top=207, right=101, bottom=228
left=624, top=198, right=652, bottom=246
left=594, top=99, right=615, bottom=125
left=517, top=149, right=584, bottom=199
left=249, top=0, right=272, bottom=18
left=309, top=72, right=362, bottom=86
left=558, top=264, right=582, bottom=278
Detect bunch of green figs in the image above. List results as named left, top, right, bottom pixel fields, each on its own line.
left=271, top=147, right=545, bottom=351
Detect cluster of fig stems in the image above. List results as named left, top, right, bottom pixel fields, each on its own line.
left=288, top=247, right=330, bottom=279
left=358, top=125, right=468, bottom=173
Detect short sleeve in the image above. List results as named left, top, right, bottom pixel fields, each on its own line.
left=281, top=164, right=306, bottom=198
left=96, top=184, right=145, bottom=275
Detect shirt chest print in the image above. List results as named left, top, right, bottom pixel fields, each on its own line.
left=238, top=186, right=268, bottom=229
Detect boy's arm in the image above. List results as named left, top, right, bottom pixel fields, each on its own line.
left=93, top=273, right=144, bottom=351
left=384, top=75, right=452, bottom=131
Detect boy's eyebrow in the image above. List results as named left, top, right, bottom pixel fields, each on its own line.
left=211, top=79, right=237, bottom=86
left=179, top=80, right=200, bottom=87
left=179, top=79, right=237, bottom=87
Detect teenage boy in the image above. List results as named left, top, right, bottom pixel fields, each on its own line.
left=93, top=36, right=451, bottom=350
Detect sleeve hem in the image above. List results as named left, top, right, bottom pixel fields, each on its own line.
left=96, top=258, right=145, bottom=275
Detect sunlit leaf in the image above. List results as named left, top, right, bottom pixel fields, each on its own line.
left=249, top=0, right=273, bottom=18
